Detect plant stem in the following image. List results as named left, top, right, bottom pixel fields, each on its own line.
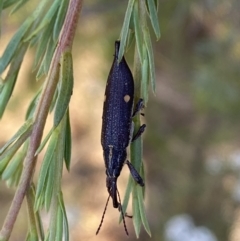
left=0, top=1, right=83, bottom=240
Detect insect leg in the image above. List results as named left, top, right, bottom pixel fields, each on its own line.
left=132, top=98, right=145, bottom=117
left=125, top=213, right=133, bottom=218
left=131, top=124, right=146, bottom=142
left=125, top=160, right=144, bottom=186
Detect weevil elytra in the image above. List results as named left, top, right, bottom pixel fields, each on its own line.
left=96, top=41, right=146, bottom=235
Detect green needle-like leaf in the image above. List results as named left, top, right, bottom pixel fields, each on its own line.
left=56, top=206, right=63, bottom=241
left=3, top=0, right=19, bottom=9
left=137, top=186, right=151, bottom=236
left=0, top=18, right=32, bottom=74
left=35, top=127, right=54, bottom=156
left=58, top=192, right=69, bottom=241
left=119, top=0, right=135, bottom=62
left=53, top=0, right=69, bottom=42
left=146, top=0, right=160, bottom=40
left=143, top=28, right=156, bottom=94
left=10, top=0, right=30, bottom=15
left=119, top=175, right=133, bottom=223
left=25, top=0, right=60, bottom=41
left=0, top=118, right=33, bottom=155
left=44, top=155, right=56, bottom=211
left=64, top=110, right=71, bottom=171
left=0, top=44, right=28, bottom=118
left=33, top=23, right=54, bottom=71
left=43, top=37, right=56, bottom=76
left=35, top=135, right=58, bottom=209
left=1, top=144, right=27, bottom=180
left=0, top=127, right=32, bottom=174
left=0, top=0, right=3, bottom=37
left=132, top=184, right=141, bottom=238
left=141, top=50, right=149, bottom=104
left=25, top=90, right=41, bottom=120
left=133, top=2, right=144, bottom=64
left=54, top=50, right=74, bottom=127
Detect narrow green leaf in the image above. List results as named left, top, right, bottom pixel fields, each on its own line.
left=36, top=55, right=47, bottom=80
left=54, top=50, right=73, bottom=127
left=35, top=135, right=58, bottom=204
left=0, top=0, right=3, bottom=37
left=1, top=144, right=27, bottom=180
left=10, top=0, right=30, bottom=15
left=0, top=118, right=33, bottom=155
left=0, top=44, right=28, bottom=118
left=154, top=0, right=159, bottom=10
left=25, top=0, right=60, bottom=41
left=58, top=192, right=69, bottom=241
left=25, top=232, right=38, bottom=241
left=125, top=6, right=135, bottom=52
left=141, top=51, right=149, bottom=104
left=35, top=127, right=54, bottom=156
left=137, top=186, right=151, bottom=236
left=44, top=155, right=55, bottom=211
left=0, top=127, right=31, bottom=173
left=119, top=0, right=135, bottom=62
left=0, top=156, right=12, bottom=175
left=143, top=29, right=156, bottom=93
left=146, top=0, right=160, bottom=40
left=26, top=184, right=39, bottom=241
left=53, top=0, right=69, bottom=42
left=140, top=164, right=145, bottom=198
left=33, top=24, right=54, bottom=70
left=44, top=231, right=50, bottom=241
left=6, top=163, right=22, bottom=187
left=25, top=89, right=41, bottom=120
left=35, top=27, right=58, bottom=80
left=34, top=195, right=44, bottom=212
left=133, top=2, right=143, bottom=64
left=126, top=28, right=135, bottom=52
left=64, top=110, right=71, bottom=170
left=132, top=185, right=141, bottom=238
left=26, top=0, right=51, bottom=46
left=56, top=206, right=63, bottom=241
left=31, top=185, right=45, bottom=241
left=119, top=175, right=133, bottom=223
left=49, top=83, right=59, bottom=113
left=0, top=18, right=32, bottom=74
left=3, top=0, right=19, bottom=9
left=43, top=37, right=56, bottom=76
left=48, top=118, right=66, bottom=241
left=0, top=75, right=17, bottom=118
left=0, top=77, right=4, bottom=94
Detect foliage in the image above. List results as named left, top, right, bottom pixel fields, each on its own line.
left=0, top=0, right=80, bottom=240
left=0, top=0, right=159, bottom=240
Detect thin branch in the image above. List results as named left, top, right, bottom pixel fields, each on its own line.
left=0, top=0, right=83, bottom=240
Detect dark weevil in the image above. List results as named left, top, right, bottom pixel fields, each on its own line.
left=96, top=41, right=146, bottom=235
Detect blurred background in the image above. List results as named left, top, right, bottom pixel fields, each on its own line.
left=1, top=0, right=240, bottom=240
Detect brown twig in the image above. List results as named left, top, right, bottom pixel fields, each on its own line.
left=0, top=0, right=83, bottom=240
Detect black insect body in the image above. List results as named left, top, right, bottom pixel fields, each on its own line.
left=96, top=41, right=146, bottom=235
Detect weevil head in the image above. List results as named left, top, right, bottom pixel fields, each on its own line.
left=106, top=176, right=119, bottom=208
left=97, top=176, right=129, bottom=236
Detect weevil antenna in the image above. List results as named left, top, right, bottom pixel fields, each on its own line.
left=96, top=194, right=111, bottom=235
left=117, top=189, right=129, bottom=235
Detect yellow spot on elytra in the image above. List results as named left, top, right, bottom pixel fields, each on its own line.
left=124, top=95, right=130, bottom=103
